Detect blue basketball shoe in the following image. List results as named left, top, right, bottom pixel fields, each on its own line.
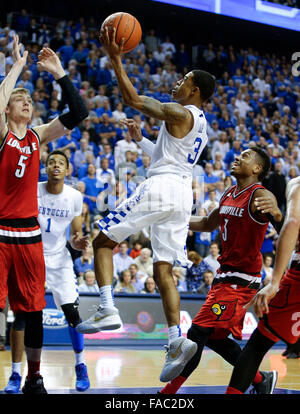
left=75, top=363, right=90, bottom=392
left=4, top=372, right=22, bottom=394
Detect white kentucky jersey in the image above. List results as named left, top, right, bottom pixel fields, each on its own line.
left=147, top=105, right=207, bottom=178
left=37, top=182, right=83, bottom=255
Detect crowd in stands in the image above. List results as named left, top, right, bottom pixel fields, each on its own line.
left=1, top=8, right=299, bottom=296
left=266, top=0, right=300, bottom=8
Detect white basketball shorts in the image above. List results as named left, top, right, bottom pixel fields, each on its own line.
left=97, top=174, right=193, bottom=268
left=44, top=247, right=79, bottom=308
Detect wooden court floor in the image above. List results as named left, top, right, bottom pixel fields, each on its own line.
left=0, top=346, right=299, bottom=394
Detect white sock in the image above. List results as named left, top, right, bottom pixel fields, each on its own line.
left=75, top=351, right=85, bottom=367
left=12, top=362, right=22, bottom=375
left=168, top=325, right=182, bottom=346
left=99, top=285, right=115, bottom=308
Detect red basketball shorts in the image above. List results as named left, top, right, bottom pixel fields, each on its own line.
left=258, top=271, right=300, bottom=345
left=192, top=282, right=258, bottom=340
left=0, top=218, right=46, bottom=313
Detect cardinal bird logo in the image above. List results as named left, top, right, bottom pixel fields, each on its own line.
left=211, top=300, right=237, bottom=321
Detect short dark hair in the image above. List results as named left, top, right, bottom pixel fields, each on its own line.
left=192, top=70, right=216, bottom=103
left=251, top=147, right=271, bottom=181
left=46, top=150, right=69, bottom=169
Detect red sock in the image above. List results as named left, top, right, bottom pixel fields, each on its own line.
left=252, top=371, right=263, bottom=385
left=27, top=360, right=41, bottom=379
left=226, top=386, right=243, bottom=394
left=159, top=375, right=187, bottom=394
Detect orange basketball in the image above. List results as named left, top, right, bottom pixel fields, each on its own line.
left=101, top=12, right=142, bottom=53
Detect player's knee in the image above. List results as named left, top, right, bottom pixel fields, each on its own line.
left=24, top=311, right=43, bottom=349
left=92, top=231, right=116, bottom=251
left=187, top=323, right=213, bottom=343
left=12, top=312, right=26, bottom=331
left=61, top=301, right=81, bottom=328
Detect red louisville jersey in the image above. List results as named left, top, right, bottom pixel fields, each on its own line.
left=0, top=129, right=40, bottom=219
left=218, top=183, right=269, bottom=275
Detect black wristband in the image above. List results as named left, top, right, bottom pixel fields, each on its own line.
left=57, top=75, right=88, bottom=129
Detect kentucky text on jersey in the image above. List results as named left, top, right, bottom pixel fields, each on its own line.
left=219, top=205, right=245, bottom=217
left=7, top=137, right=38, bottom=154
left=38, top=205, right=70, bottom=217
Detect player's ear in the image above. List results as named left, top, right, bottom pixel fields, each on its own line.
left=253, top=163, right=262, bottom=176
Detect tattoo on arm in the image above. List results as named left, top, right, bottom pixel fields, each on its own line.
left=141, top=96, right=188, bottom=122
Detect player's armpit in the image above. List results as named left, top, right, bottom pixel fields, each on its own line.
left=140, top=96, right=191, bottom=123
left=34, top=117, right=69, bottom=145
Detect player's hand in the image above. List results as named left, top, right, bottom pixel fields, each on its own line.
left=99, top=26, right=124, bottom=57
left=72, top=232, right=90, bottom=251
left=244, top=282, right=278, bottom=318
left=12, top=34, right=28, bottom=66
left=37, top=47, right=65, bottom=79
left=120, top=118, right=143, bottom=142
left=254, top=191, right=282, bottom=220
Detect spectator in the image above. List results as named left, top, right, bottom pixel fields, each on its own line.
left=185, top=251, right=212, bottom=293
left=78, top=270, right=100, bottom=293
left=64, top=162, right=78, bottom=189
left=73, top=246, right=94, bottom=283
left=136, top=153, right=151, bottom=179
left=140, top=276, right=159, bottom=294
left=113, top=241, right=135, bottom=279
left=95, top=157, right=116, bottom=191
left=202, top=189, right=219, bottom=215
left=134, top=248, right=153, bottom=277
left=112, top=102, right=126, bottom=123
left=203, top=241, right=220, bottom=276
left=81, top=163, right=104, bottom=215
left=128, top=263, right=147, bottom=292
left=114, top=269, right=136, bottom=293
left=81, top=202, right=91, bottom=236
left=261, top=254, right=273, bottom=287
left=73, top=137, right=94, bottom=172
left=197, top=270, right=214, bottom=295
left=261, top=222, right=277, bottom=255
left=203, top=162, right=220, bottom=191
left=211, top=131, right=230, bottom=161
left=114, top=129, right=139, bottom=167
left=129, top=241, right=142, bottom=259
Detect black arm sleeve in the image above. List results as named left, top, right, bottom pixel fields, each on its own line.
left=57, top=75, right=89, bottom=130
left=267, top=213, right=284, bottom=234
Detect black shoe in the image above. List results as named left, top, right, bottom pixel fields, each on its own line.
left=250, top=371, right=278, bottom=394
left=22, top=375, right=47, bottom=394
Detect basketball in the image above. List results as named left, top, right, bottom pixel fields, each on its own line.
left=101, top=12, right=142, bottom=53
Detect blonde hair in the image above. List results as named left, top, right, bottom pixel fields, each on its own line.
left=8, top=88, right=31, bottom=105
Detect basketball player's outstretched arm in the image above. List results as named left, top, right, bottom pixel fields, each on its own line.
left=99, top=27, right=192, bottom=126
left=0, top=34, right=28, bottom=142
left=33, top=48, right=88, bottom=144
left=247, top=179, right=300, bottom=317
left=189, top=207, right=220, bottom=232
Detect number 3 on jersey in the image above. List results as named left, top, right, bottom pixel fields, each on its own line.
left=222, top=218, right=229, bottom=241
left=15, top=155, right=28, bottom=178
left=188, top=137, right=202, bottom=165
